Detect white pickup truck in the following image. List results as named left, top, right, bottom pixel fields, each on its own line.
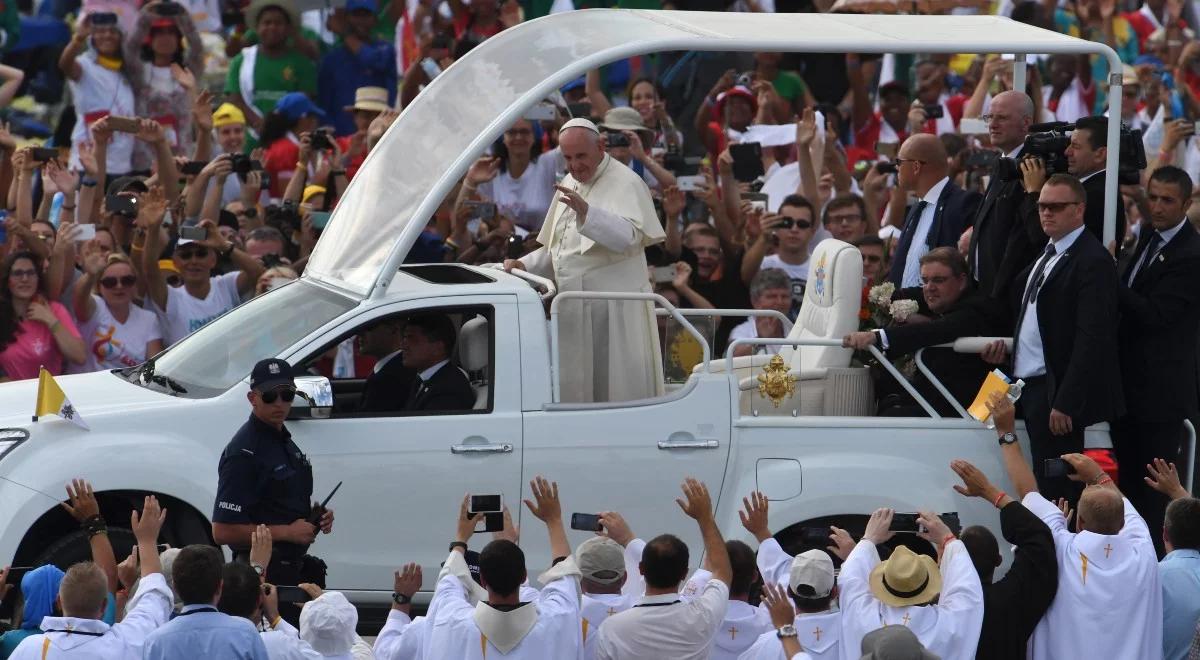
left=0, top=11, right=1140, bottom=607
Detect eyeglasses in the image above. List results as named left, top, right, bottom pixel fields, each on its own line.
left=980, top=114, right=1012, bottom=123
left=100, top=275, right=137, bottom=288
left=775, top=218, right=813, bottom=230
left=892, top=158, right=924, bottom=167
left=9, top=268, right=38, bottom=279
left=827, top=213, right=864, bottom=225
left=176, top=247, right=210, bottom=260
left=259, top=387, right=296, bottom=404
left=921, top=275, right=953, bottom=286
left=1037, top=201, right=1081, bottom=214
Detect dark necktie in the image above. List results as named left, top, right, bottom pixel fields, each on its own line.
left=1131, top=232, right=1163, bottom=286
left=406, top=377, right=425, bottom=409
left=887, top=200, right=929, bottom=286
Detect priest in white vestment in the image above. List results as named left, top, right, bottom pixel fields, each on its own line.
left=839, top=509, right=984, bottom=660
left=505, top=118, right=666, bottom=403
left=1025, top=454, right=1163, bottom=660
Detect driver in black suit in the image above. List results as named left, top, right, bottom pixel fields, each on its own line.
left=400, top=313, right=475, bottom=412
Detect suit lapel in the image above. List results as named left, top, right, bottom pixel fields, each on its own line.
left=926, top=182, right=953, bottom=249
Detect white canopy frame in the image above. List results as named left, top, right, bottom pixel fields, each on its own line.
left=304, top=10, right=1123, bottom=299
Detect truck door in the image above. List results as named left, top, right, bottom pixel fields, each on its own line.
left=284, top=295, right=522, bottom=596
left=520, top=374, right=732, bottom=569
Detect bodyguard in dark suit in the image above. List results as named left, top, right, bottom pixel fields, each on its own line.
left=357, top=317, right=416, bottom=413
left=988, top=174, right=1123, bottom=502
left=1113, top=166, right=1200, bottom=552
left=1067, top=116, right=1127, bottom=252
left=887, top=134, right=981, bottom=288
left=400, top=313, right=475, bottom=412
left=967, top=91, right=1045, bottom=299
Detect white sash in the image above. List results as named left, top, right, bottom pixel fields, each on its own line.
left=239, top=45, right=260, bottom=121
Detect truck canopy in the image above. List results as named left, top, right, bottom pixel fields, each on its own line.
left=304, top=9, right=1122, bottom=299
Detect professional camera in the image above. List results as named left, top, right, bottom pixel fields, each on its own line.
left=310, top=129, right=333, bottom=151
left=265, top=200, right=301, bottom=233
left=228, top=153, right=261, bottom=176
left=997, top=120, right=1147, bottom=185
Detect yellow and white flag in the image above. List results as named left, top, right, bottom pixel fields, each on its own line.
left=34, top=368, right=89, bottom=430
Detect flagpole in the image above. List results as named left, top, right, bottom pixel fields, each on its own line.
left=33, top=364, right=43, bottom=422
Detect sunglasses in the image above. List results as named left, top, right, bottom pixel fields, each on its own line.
left=177, top=247, right=210, bottom=260
left=827, top=214, right=863, bottom=225
left=259, top=387, right=296, bottom=404
left=1037, top=201, right=1080, bottom=214
left=100, top=275, right=137, bottom=288
left=775, top=218, right=812, bottom=230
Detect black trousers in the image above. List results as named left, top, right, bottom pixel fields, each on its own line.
left=1112, top=416, right=1188, bottom=558
left=1020, top=376, right=1085, bottom=504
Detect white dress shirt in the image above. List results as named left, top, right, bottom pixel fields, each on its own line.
left=1127, top=218, right=1185, bottom=284
left=901, top=176, right=951, bottom=288
left=1014, top=224, right=1086, bottom=379
left=594, top=580, right=730, bottom=660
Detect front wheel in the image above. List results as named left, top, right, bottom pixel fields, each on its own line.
left=35, top=527, right=137, bottom=571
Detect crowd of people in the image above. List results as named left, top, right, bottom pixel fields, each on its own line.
left=0, top=393, right=1197, bottom=659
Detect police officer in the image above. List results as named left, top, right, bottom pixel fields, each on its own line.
left=211, top=358, right=334, bottom=616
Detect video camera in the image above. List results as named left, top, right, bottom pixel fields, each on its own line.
left=997, top=120, right=1147, bottom=186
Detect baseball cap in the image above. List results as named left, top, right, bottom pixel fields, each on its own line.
left=859, top=625, right=939, bottom=659
left=345, top=0, right=377, bottom=12
left=212, top=103, right=246, bottom=128
left=274, top=92, right=326, bottom=122
left=106, top=175, right=148, bottom=197
left=249, top=358, right=295, bottom=392
left=302, top=185, right=327, bottom=204
left=789, top=549, right=835, bottom=599
left=575, top=537, right=626, bottom=585
left=299, top=591, right=358, bottom=657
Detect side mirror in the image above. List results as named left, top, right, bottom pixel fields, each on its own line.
left=288, top=375, right=333, bottom=420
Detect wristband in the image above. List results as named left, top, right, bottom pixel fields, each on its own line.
left=448, top=541, right=468, bottom=553
left=939, top=533, right=957, bottom=555
left=82, top=514, right=107, bottom=537
left=992, top=491, right=1007, bottom=508
left=1091, top=474, right=1112, bottom=486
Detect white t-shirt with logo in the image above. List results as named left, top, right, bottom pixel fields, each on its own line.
left=80, top=297, right=163, bottom=371
left=156, top=271, right=242, bottom=346
left=759, top=254, right=810, bottom=320
left=477, top=151, right=564, bottom=232
left=68, top=52, right=136, bottom=175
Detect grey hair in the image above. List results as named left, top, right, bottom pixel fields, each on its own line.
left=750, top=268, right=791, bottom=300
left=994, top=90, right=1035, bottom=121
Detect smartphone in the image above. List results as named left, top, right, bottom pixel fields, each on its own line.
left=154, top=1, right=184, bottom=16
left=420, top=57, right=442, bottom=80
left=570, top=512, right=603, bottom=532
left=875, top=142, right=899, bottom=159
left=875, top=161, right=898, bottom=175
left=105, top=116, right=142, bottom=134
left=469, top=494, right=502, bottom=514
left=651, top=265, right=676, bottom=283
left=105, top=194, right=138, bottom=217
left=1043, top=458, right=1077, bottom=478
left=959, top=117, right=989, bottom=135
left=729, top=142, right=765, bottom=182
left=676, top=174, right=705, bottom=192
left=181, top=160, right=208, bottom=176
left=922, top=104, right=945, bottom=120
left=179, top=225, right=207, bottom=241
left=464, top=201, right=497, bottom=221
left=3, top=566, right=32, bottom=585
left=30, top=147, right=59, bottom=162
left=274, top=585, right=312, bottom=603
left=606, top=131, right=630, bottom=148
left=523, top=104, right=556, bottom=121
left=743, top=191, right=769, bottom=215
left=800, top=527, right=830, bottom=545
left=567, top=102, right=592, bottom=119
left=505, top=235, right=524, bottom=259
left=478, top=511, right=504, bottom=533
left=889, top=513, right=921, bottom=533
left=88, top=11, right=119, bottom=25
left=75, top=224, right=96, bottom=241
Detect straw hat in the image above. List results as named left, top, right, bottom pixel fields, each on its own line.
left=868, top=545, right=942, bottom=607
left=599, top=107, right=653, bottom=136
left=343, top=86, right=390, bottom=114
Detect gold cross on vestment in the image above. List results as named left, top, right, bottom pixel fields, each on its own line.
left=1104, top=543, right=1113, bottom=558
left=901, top=613, right=911, bottom=626
left=813, top=627, right=823, bottom=641
left=728, top=626, right=738, bottom=640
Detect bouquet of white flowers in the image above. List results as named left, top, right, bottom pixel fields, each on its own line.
left=855, top=282, right=918, bottom=378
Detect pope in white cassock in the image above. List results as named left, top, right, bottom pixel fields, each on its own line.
left=505, top=118, right=666, bottom=404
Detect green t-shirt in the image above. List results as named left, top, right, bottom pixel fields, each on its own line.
left=224, top=49, right=318, bottom=120
left=771, top=70, right=806, bottom=102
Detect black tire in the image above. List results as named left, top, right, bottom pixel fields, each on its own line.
left=34, top=528, right=138, bottom=571
left=775, top=515, right=934, bottom=569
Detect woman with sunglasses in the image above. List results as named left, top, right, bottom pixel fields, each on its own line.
left=0, top=252, right=86, bottom=381
left=73, top=244, right=163, bottom=372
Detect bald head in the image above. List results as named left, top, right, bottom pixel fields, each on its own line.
left=897, top=133, right=948, bottom=194
left=989, top=91, right=1034, bottom=152
left=1078, top=486, right=1125, bottom=535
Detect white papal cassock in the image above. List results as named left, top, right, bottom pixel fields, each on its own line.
left=522, top=153, right=666, bottom=403
left=1024, top=492, right=1163, bottom=660
left=422, top=550, right=582, bottom=659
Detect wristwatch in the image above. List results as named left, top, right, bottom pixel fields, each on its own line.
left=776, top=624, right=798, bottom=639
left=251, top=563, right=265, bottom=578
left=448, top=541, right=468, bottom=553
left=998, top=431, right=1018, bottom=446
left=392, top=592, right=411, bottom=605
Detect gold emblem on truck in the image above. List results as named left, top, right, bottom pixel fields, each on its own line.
left=757, top=354, right=796, bottom=408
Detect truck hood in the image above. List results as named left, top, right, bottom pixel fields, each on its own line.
left=0, top=370, right=176, bottom=426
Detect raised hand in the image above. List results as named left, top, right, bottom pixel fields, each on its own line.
left=170, top=63, right=195, bottom=92
left=136, top=186, right=168, bottom=228
left=554, top=185, right=590, bottom=223
left=192, top=90, right=215, bottom=132
left=795, top=107, right=817, bottom=147
left=863, top=507, right=895, bottom=545
left=675, top=477, right=715, bottom=522
left=522, top=476, right=562, bottom=524
left=738, top=490, right=771, bottom=542
left=131, top=495, right=166, bottom=544
left=61, top=478, right=101, bottom=522
left=393, top=562, right=422, bottom=599
left=249, top=524, right=272, bottom=569
left=662, top=186, right=685, bottom=219
left=598, top=511, right=634, bottom=547
left=1145, top=458, right=1189, bottom=500
left=762, top=582, right=796, bottom=629
left=828, top=526, right=855, bottom=561
left=456, top=494, right=481, bottom=544
left=916, top=510, right=953, bottom=547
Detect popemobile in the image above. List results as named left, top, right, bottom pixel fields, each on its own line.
left=0, top=9, right=1170, bottom=609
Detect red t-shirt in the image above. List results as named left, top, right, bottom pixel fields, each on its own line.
left=335, top=136, right=369, bottom=182
left=263, top=136, right=301, bottom=199
left=854, top=113, right=910, bottom=156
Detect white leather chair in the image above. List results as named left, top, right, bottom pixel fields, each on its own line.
left=457, top=316, right=490, bottom=409
left=702, top=238, right=868, bottom=415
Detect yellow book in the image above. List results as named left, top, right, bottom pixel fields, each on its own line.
left=968, top=369, right=1012, bottom=423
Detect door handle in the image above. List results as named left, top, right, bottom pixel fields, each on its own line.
left=451, top=443, right=514, bottom=454
left=657, top=439, right=719, bottom=450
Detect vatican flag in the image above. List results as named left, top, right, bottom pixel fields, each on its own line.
left=34, top=368, right=89, bottom=430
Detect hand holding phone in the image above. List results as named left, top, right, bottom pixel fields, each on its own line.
left=1043, top=458, right=1077, bottom=478
left=570, top=513, right=603, bottom=532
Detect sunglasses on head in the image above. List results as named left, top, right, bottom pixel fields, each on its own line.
left=177, top=247, right=210, bottom=260
left=100, top=275, right=137, bottom=288
left=259, top=387, right=296, bottom=404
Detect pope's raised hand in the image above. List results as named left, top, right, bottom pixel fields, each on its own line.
left=555, top=184, right=589, bottom=224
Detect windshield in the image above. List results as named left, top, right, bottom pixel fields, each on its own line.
left=137, top=281, right=356, bottom=397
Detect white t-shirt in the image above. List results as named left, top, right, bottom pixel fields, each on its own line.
left=729, top=316, right=794, bottom=356
left=759, top=254, right=809, bottom=320
left=478, top=151, right=564, bottom=232
left=69, top=52, right=136, bottom=175
left=80, top=297, right=163, bottom=371
left=179, top=0, right=222, bottom=32
left=156, top=271, right=242, bottom=346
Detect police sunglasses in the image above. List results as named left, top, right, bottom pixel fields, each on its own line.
left=260, top=387, right=297, bottom=404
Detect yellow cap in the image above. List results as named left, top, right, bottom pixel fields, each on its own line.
left=212, top=103, right=246, bottom=129
left=158, top=259, right=180, bottom=274
left=302, top=185, right=327, bottom=204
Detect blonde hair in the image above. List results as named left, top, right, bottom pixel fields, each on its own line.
left=59, top=562, right=108, bottom=618
left=93, top=252, right=136, bottom=295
